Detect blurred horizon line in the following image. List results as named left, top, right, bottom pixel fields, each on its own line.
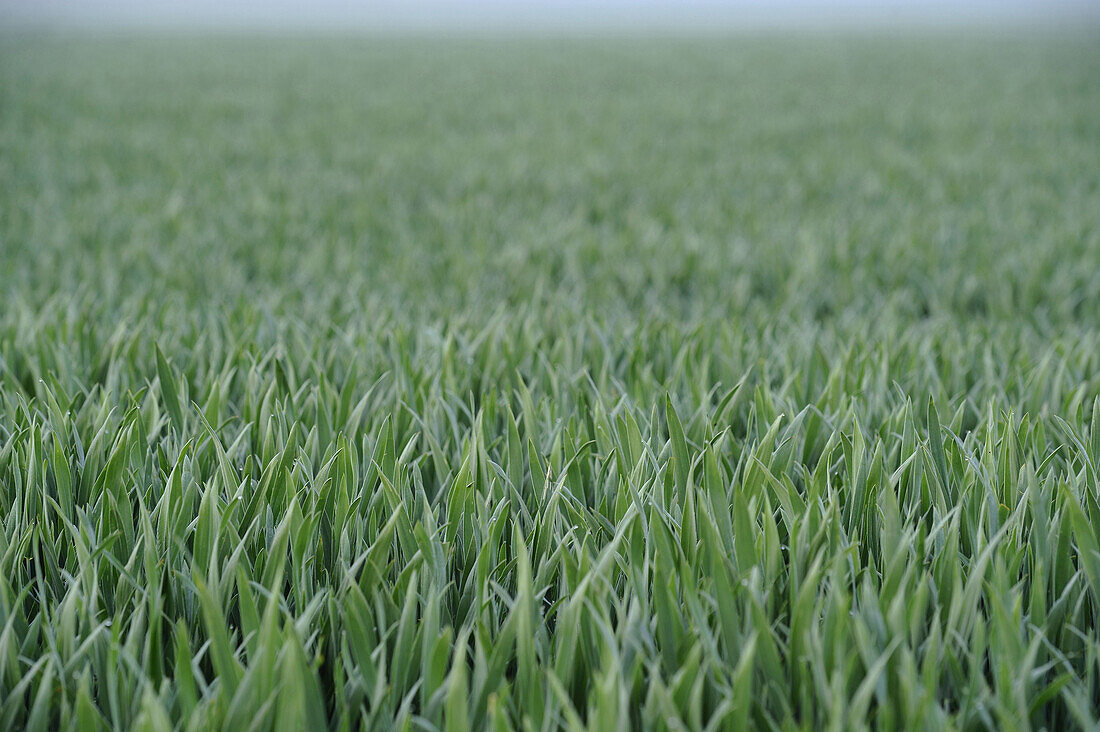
left=3, top=1, right=1100, bottom=35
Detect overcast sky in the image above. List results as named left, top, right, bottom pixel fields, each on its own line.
left=3, top=0, right=1098, bottom=31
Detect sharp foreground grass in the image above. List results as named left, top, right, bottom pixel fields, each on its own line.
left=1, top=33, right=1100, bottom=730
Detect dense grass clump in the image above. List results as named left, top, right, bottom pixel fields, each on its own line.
left=1, top=34, right=1100, bottom=729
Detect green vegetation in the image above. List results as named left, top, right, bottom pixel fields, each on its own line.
left=1, top=33, right=1099, bottom=729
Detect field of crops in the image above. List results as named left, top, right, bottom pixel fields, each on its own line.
left=2, top=33, right=1099, bottom=729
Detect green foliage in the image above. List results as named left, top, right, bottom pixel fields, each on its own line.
left=1, top=33, right=1099, bottom=730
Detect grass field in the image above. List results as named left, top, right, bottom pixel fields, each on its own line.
left=2, top=33, right=1100, bottom=729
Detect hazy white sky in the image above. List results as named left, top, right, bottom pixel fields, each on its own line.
left=3, top=0, right=1098, bottom=31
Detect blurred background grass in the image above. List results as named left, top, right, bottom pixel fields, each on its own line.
left=3, top=35, right=1097, bottom=326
